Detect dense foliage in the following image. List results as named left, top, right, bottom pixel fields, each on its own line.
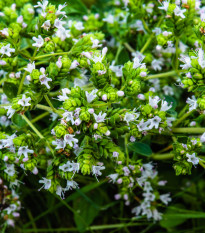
left=1, top=0, right=205, bottom=232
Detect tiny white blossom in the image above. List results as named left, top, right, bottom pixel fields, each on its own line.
left=160, top=100, right=172, bottom=112
left=39, top=177, right=51, bottom=190
left=24, top=62, right=35, bottom=73
left=41, top=20, right=51, bottom=31
left=4, top=106, right=15, bottom=118
left=186, top=153, right=199, bottom=165
left=32, top=35, right=44, bottom=48
left=174, top=6, right=186, bottom=18
left=200, top=133, right=205, bottom=143
left=5, top=164, right=15, bottom=176
left=93, top=111, right=106, bottom=123
left=18, top=146, right=34, bottom=158
left=186, top=96, right=198, bottom=111
left=158, top=1, right=169, bottom=11
left=159, top=193, right=171, bottom=205
left=0, top=44, right=15, bottom=57
left=149, top=96, right=160, bottom=109
left=92, top=165, right=105, bottom=177
left=18, top=94, right=31, bottom=108
left=64, top=134, right=78, bottom=147
left=85, top=89, right=98, bottom=103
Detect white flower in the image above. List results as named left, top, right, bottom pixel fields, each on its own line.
left=174, top=6, right=186, bottom=18
left=133, top=56, right=145, bottom=69
left=107, top=173, right=118, bottom=183
left=5, top=164, right=15, bottom=176
left=56, top=28, right=71, bottom=41
left=59, top=161, right=73, bottom=172
left=18, top=94, right=31, bottom=108
left=18, top=146, right=34, bottom=158
left=186, top=153, right=199, bottom=165
left=4, top=106, right=15, bottom=118
left=149, top=96, right=160, bottom=109
left=103, top=14, right=115, bottom=24
left=198, top=48, right=205, bottom=68
left=24, top=62, right=35, bottom=73
left=39, top=68, right=52, bottom=89
left=160, top=100, right=172, bottom=111
left=158, top=1, right=169, bottom=11
left=200, top=133, right=205, bottom=143
left=147, top=116, right=161, bottom=129
left=64, top=134, right=78, bottom=147
left=56, top=185, right=65, bottom=199
left=85, top=89, right=98, bottom=103
left=93, top=111, right=106, bottom=123
left=151, top=59, right=163, bottom=71
left=70, top=60, right=79, bottom=70
left=62, top=111, right=75, bottom=125
left=41, top=20, right=51, bottom=31
left=186, top=96, right=198, bottom=111
left=56, top=3, right=67, bottom=17
left=54, top=19, right=66, bottom=29
left=57, top=88, right=70, bottom=101
left=159, top=193, right=171, bottom=205
left=163, top=86, right=174, bottom=96
left=74, top=22, right=84, bottom=30
left=152, top=209, right=162, bottom=221
left=52, top=139, right=66, bottom=149
left=91, top=37, right=102, bottom=48
left=179, top=55, right=192, bottom=70
left=0, top=28, right=9, bottom=37
left=92, top=165, right=105, bottom=177
left=110, top=64, right=123, bottom=77
left=34, top=0, right=48, bottom=11
left=65, top=180, right=79, bottom=191
left=124, top=112, right=138, bottom=124
left=0, top=44, right=15, bottom=57
left=39, top=177, right=51, bottom=190
left=32, top=35, right=44, bottom=48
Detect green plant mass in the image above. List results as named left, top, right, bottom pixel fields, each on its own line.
left=1, top=0, right=205, bottom=232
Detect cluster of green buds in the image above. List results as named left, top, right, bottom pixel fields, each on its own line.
left=173, top=137, right=202, bottom=175
left=0, top=178, right=21, bottom=229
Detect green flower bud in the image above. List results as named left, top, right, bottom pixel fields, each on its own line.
left=80, top=111, right=90, bottom=122
left=31, top=69, right=40, bottom=84
left=63, top=98, right=81, bottom=111
left=54, top=124, right=67, bottom=138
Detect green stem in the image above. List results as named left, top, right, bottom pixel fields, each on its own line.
left=34, top=52, right=71, bottom=60
left=18, top=61, right=48, bottom=71
left=125, top=134, right=129, bottom=165
left=172, top=128, right=205, bottom=134
left=31, top=112, right=50, bottom=124
left=22, top=223, right=146, bottom=232
left=152, top=153, right=174, bottom=160
left=21, top=114, right=44, bottom=139
left=173, top=109, right=194, bottom=127
left=90, top=103, right=109, bottom=108
left=36, top=104, right=63, bottom=117
left=17, top=71, right=28, bottom=95
left=124, top=42, right=135, bottom=53
left=146, top=71, right=177, bottom=80
left=140, top=34, right=154, bottom=54
left=199, top=160, right=205, bottom=169
left=0, top=88, right=3, bottom=93
left=44, top=94, right=57, bottom=113
left=21, top=114, right=54, bottom=155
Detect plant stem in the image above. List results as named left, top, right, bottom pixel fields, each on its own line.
left=140, top=35, right=154, bottom=54
left=124, top=42, right=135, bottom=53
left=31, top=112, right=50, bottom=124
left=173, top=109, right=194, bottom=127
left=34, top=51, right=71, bottom=60
left=125, top=134, right=129, bottom=165
left=175, top=37, right=180, bottom=72
left=44, top=94, right=57, bottom=113
left=90, top=103, right=109, bottom=108
left=199, top=160, right=205, bottom=169
left=21, top=114, right=54, bottom=155
left=146, top=71, right=177, bottom=80
left=172, top=128, right=205, bottom=134
left=152, top=153, right=174, bottom=160
left=36, top=104, right=63, bottom=117
left=21, top=114, right=44, bottom=139
left=0, top=88, right=3, bottom=93
left=17, top=71, right=28, bottom=95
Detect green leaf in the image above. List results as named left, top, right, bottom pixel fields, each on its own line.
left=160, top=205, right=187, bottom=229
left=115, top=48, right=130, bottom=65
left=3, top=82, right=18, bottom=99
left=12, top=113, right=27, bottom=128
left=73, top=190, right=102, bottom=232
left=128, top=142, right=152, bottom=156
